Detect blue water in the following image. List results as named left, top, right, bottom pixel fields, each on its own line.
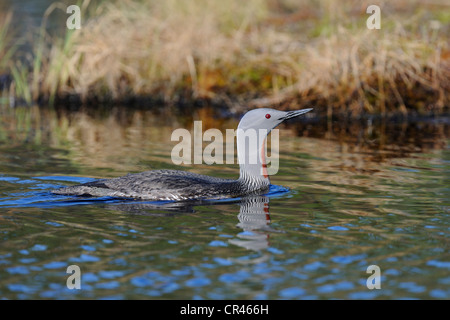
left=0, top=106, right=448, bottom=299
left=1, top=160, right=448, bottom=300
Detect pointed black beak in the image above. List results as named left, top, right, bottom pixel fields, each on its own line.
left=278, top=108, right=313, bottom=121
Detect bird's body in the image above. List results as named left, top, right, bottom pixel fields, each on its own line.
left=52, top=108, right=312, bottom=201
left=55, top=169, right=254, bottom=200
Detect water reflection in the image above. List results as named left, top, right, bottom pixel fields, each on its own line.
left=230, top=195, right=272, bottom=251
left=0, top=104, right=449, bottom=299
left=107, top=193, right=279, bottom=252
left=294, top=117, right=449, bottom=162
left=114, top=193, right=277, bottom=251
left=108, top=192, right=279, bottom=251
left=0, top=105, right=450, bottom=177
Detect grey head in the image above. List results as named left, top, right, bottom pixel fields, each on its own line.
left=237, top=108, right=312, bottom=132
left=236, top=107, right=313, bottom=187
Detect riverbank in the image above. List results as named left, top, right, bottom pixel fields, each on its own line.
left=0, top=0, right=449, bottom=117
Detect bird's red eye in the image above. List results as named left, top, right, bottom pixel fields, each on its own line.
left=265, top=114, right=271, bottom=119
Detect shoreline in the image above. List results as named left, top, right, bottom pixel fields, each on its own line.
left=1, top=84, right=449, bottom=122
left=0, top=1, right=449, bottom=117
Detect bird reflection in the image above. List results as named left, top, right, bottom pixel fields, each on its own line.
left=106, top=193, right=274, bottom=251
left=228, top=195, right=272, bottom=251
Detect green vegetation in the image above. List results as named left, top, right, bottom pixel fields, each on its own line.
left=0, top=0, right=448, bottom=116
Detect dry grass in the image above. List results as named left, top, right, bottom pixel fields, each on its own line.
left=42, top=0, right=268, bottom=100
left=1, top=0, right=449, bottom=116
left=0, top=11, right=14, bottom=73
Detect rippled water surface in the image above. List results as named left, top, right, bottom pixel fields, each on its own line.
left=0, top=105, right=449, bottom=299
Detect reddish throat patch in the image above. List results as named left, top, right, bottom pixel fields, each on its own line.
left=261, top=138, right=268, bottom=178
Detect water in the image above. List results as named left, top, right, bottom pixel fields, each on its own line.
left=0, top=104, right=449, bottom=300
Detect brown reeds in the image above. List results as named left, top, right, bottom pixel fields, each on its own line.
left=0, top=11, right=14, bottom=72
left=1, top=0, right=449, bottom=116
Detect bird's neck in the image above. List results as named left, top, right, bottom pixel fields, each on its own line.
left=236, top=128, right=271, bottom=190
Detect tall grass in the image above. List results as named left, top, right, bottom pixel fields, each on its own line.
left=0, top=12, right=15, bottom=72
left=0, top=11, right=15, bottom=103
left=41, top=0, right=268, bottom=101
left=3, top=0, right=450, bottom=115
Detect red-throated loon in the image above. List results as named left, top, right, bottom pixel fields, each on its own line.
left=52, top=108, right=312, bottom=200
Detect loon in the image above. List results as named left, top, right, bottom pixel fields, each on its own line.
left=52, top=108, right=312, bottom=201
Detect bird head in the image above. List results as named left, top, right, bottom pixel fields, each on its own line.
left=237, top=108, right=313, bottom=132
